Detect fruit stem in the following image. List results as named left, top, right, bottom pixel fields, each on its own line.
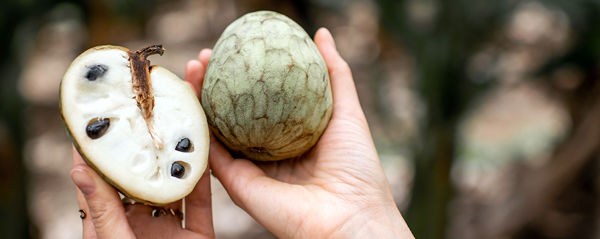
left=129, top=45, right=165, bottom=150
left=136, top=44, right=165, bottom=58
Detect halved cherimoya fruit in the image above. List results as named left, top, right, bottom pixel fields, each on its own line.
left=60, top=45, right=209, bottom=205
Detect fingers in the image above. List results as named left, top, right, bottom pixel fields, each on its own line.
left=185, top=60, right=205, bottom=97
left=208, top=136, right=275, bottom=208
left=199, top=49, right=212, bottom=66
left=185, top=48, right=212, bottom=98
left=76, top=188, right=97, bottom=238
left=184, top=166, right=215, bottom=237
left=208, top=137, right=307, bottom=236
left=314, top=28, right=364, bottom=119
left=208, top=136, right=297, bottom=235
left=207, top=135, right=261, bottom=208
left=72, top=148, right=97, bottom=238
left=70, top=148, right=136, bottom=238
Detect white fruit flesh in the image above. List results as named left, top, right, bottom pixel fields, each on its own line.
left=60, top=46, right=209, bottom=205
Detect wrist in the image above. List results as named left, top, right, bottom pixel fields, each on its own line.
left=331, top=204, right=414, bottom=239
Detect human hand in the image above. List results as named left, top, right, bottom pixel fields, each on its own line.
left=186, top=28, right=413, bottom=238
left=70, top=56, right=217, bottom=238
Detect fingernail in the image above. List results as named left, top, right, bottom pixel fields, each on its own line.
left=72, top=167, right=96, bottom=195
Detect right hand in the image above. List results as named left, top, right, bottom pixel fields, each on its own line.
left=187, top=27, right=414, bottom=238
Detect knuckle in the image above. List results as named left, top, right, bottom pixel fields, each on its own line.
left=88, top=199, right=118, bottom=229
left=332, top=60, right=351, bottom=77
left=338, top=59, right=350, bottom=69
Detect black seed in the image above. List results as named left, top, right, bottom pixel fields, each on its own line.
left=175, top=138, right=192, bottom=152
left=85, top=64, right=108, bottom=81
left=86, top=118, right=110, bottom=139
left=171, top=162, right=185, bottom=178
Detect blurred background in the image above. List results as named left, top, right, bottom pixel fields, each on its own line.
left=1, top=0, right=600, bottom=238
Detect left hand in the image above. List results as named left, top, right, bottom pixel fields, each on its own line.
left=70, top=52, right=215, bottom=238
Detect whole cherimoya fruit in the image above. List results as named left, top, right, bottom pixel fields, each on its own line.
left=202, top=11, right=333, bottom=161
left=60, top=45, right=209, bottom=205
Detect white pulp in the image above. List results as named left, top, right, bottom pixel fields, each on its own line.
left=61, top=46, right=209, bottom=205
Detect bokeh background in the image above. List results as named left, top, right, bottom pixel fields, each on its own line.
left=1, top=0, right=600, bottom=238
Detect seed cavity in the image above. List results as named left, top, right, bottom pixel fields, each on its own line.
left=85, top=64, right=108, bottom=81
left=86, top=118, right=110, bottom=139
left=171, top=162, right=185, bottom=178
left=175, top=138, right=193, bottom=152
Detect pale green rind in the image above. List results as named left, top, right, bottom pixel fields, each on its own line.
left=202, top=11, right=333, bottom=161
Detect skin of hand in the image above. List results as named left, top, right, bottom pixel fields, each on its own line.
left=70, top=27, right=413, bottom=239
left=186, top=28, right=414, bottom=238
left=69, top=53, right=216, bottom=238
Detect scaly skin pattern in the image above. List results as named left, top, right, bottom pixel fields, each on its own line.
left=202, top=11, right=333, bottom=161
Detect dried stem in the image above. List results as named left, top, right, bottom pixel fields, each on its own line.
left=129, top=45, right=165, bottom=149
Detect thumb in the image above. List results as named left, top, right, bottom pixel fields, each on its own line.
left=314, top=27, right=363, bottom=118
left=71, top=154, right=136, bottom=238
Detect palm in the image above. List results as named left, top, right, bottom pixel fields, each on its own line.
left=235, top=98, right=390, bottom=237
left=258, top=110, right=379, bottom=187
